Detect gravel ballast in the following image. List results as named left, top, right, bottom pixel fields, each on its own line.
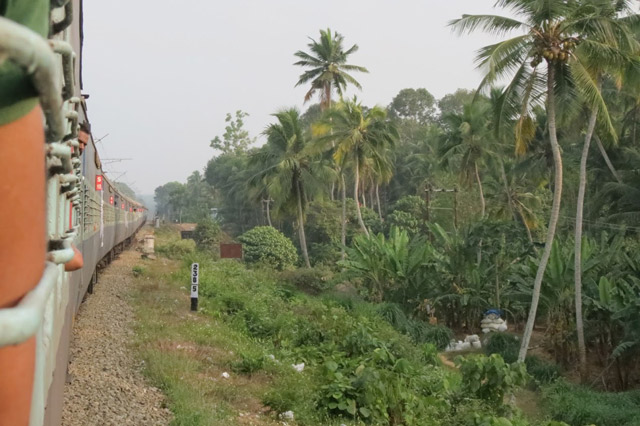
left=62, top=242, right=172, bottom=425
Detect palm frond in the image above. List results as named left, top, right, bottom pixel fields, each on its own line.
left=449, top=14, right=527, bottom=36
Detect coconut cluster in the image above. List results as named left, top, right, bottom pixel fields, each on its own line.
left=531, top=37, right=580, bottom=67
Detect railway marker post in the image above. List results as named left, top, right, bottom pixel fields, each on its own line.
left=190, top=263, right=199, bottom=311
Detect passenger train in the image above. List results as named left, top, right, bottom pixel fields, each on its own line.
left=0, top=1, right=146, bottom=425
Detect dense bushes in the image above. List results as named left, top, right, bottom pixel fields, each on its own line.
left=375, top=303, right=453, bottom=349
left=458, top=354, right=529, bottom=409
left=192, top=218, right=221, bottom=252
left=303, top=199, right=383, bottom=265
left=484, top=333, right=560, bottom=384
left=386, top=195, right=427, bottom=236
left=280, top=267, right=334, bottom=294
left=155, top=239, right=196, bottom=259
left=238, top=226, right=298, bottom=270
left=188, top=259, right=535, bottom=425
left=484, top=333, right=520, bottom=363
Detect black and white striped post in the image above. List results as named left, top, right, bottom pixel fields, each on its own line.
left=190, top=262, right=199, bottom=311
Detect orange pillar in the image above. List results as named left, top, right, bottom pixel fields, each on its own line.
left=0, top=105, right=46, bottom=426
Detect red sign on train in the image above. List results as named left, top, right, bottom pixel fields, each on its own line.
left=109, top=196, right=114, bottom=205
left=95, top=175, right=103, bottom=191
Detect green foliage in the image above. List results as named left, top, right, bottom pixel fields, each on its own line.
left=132, top=265, right=146, bottom=277
left=280, top=267, right=333, bottom=294
left=238, top=226, right=298, bottom=270
left=457, top=354, right=529, bottom=409
left=192, top=218, right=221, bottom=252
left=210, top=110, right=255, bottom=154
left=388, top=88, right=436, bottom=125
left=543, top=381, right=640, bottom=426
left=386, top=195, right=427, bottom=237
left=189, top=259, right=468, bottom=425
left=154, top=171, right=216, bottom=223
left=484, top=333, right=520, bottom=364
left=204, top=152, right=261, bottom=235
left=294, top=28, right=368, bottom=109
left=420, top=325, right=455, bottom=351
left=484, top=330, right=560, bottom=385
left=231, top=350, right=265, bottom=375
left=341, top=227, right=427, bottom=306
left=155, top=239, right=196, bottom=259
left=524, top=356, right=560, bottom=385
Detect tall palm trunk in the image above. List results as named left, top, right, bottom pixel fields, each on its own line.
left=375, top=184, right=383, bottom=220
left=501, top=160, right=533, bottom=244
left=341, top=173, right=347, bottom=260
left=322, top=82, right=331, bottom=110
left=594, top=135, right=622, bottom=184
left=295, top=179, right=311, bottom=268
left=361, top=179, right=367, bottom=208
left=519, top=65, right=563, bottom=362
left=266, top=199, right=272, bottom=227
left=354, top=160, right=370, bottom=237
left=474, top=162, right=486, bottom=218
left=575, top=106, right=598, bottom=381
left=369, top=178, right=375, bottom=212
left=500, top=160, right=517, bottom=222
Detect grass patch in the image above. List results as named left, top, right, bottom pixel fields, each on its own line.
left=542, top=381, right=640, bottom=426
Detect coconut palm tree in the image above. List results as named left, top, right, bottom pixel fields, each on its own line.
left=571, top=0, right=638, bottom=381
left=251, top=108, right=330, bottom=268
left=440, top=100, right=493, bottom=218
left=294, top=28, right=369, bottom=110
left=451, top=0, right=628, bottom=362
left=315, top=98, right=398, bottom=239
left=485, top=157, right=543, bottom=243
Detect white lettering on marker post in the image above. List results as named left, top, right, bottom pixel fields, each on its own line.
left=190, top=263, right=199, bottom=311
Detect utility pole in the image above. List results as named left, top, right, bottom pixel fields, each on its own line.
left=424, top=186, right=459, bottom=231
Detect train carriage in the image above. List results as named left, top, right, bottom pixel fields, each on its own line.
left=0, top=1, right=146, bottom=425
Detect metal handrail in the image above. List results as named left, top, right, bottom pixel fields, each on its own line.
left=0, top=17, right=64, bottom=141
left=0, top=263, right=58, bottom=347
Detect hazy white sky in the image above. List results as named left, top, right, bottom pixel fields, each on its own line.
left=82, top=1, right=504, bottom=195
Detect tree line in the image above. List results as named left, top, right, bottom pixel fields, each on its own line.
left=155, top=1, right=640, bottom=386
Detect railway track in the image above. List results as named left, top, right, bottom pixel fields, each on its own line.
left=62, top=233, right=171, bottom=425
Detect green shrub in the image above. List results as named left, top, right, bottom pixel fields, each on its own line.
left=192, top=218, right=221, bottom=252
left=308, top=242, right=341, bottom=266
left=418, top=324, right=454, bottom=350
left=524, top=355, right=560, bottom=384
left=156, top=239, right=196, bottom=259
left=132, top=265, right=146, bottom=277
left=231, top=351, right=265, bottom=375
left=374, top=303, right=453, bottom=350
left=457, top=354, right=529, bottom=409
left=376, top=303, right=409, bottom=330
left=280, top=267, right=334, bottom=294
left=386, top=195, right=427, bottom=237
left=221, top=295, right=245, bottom=315
left=238, top=226, right=298, bottom=270
left=484, top=333, right=520, bottom=363
left=262, top=387, right=299, bottom=414
left=543, top=381, right=640, bottom=426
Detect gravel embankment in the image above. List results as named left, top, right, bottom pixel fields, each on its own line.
left=62, top=239, right=172, bottom=425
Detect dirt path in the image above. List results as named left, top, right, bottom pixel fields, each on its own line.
left=61, top=239, right=172, bottom=426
